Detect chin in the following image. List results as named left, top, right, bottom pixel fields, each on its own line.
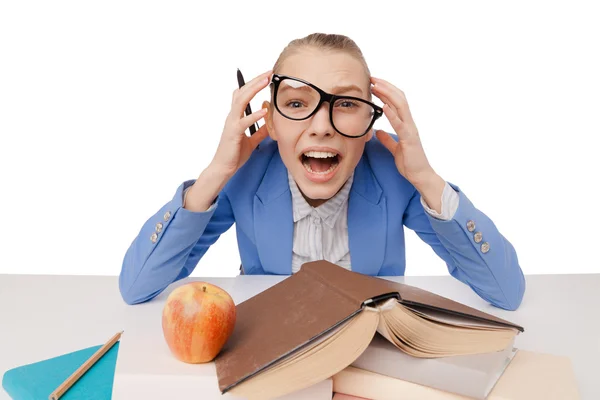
left=295, top=178, right=345, bottom=202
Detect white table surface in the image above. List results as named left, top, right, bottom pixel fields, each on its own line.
left=1, top=273, right=599, bottom=399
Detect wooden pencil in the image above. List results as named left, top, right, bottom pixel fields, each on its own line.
left=48, top=330, right=123, bottom=400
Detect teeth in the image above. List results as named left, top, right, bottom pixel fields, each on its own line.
left=302, top=158, right=339, bottom=175
left=303, top=150, right=338, bottom=158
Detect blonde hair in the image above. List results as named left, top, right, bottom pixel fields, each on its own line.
left=272, top=32, right=371, bottom=78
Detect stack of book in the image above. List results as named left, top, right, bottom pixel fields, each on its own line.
left=332, top=348, right=579, bottom=399
left=213, top=260, right=579, bottom=400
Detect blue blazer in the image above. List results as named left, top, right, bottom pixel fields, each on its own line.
left=119, top=132, right=525, bottom=310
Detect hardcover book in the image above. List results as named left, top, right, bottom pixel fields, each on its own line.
left=214, top=260, right=523, bottom=399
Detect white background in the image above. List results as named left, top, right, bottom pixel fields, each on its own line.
left=1, top=1, right=599, bottom=278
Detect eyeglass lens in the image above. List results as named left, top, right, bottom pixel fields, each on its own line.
left=275, top=79, right=375, bottom=137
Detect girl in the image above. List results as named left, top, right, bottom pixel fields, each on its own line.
left=119, top=33, right=525, bottom=311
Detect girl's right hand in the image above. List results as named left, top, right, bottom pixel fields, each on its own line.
left=209, top=69, right=273, bottom=178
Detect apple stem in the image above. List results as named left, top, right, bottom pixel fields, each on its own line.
left=202, top=286, right=206, bottom=292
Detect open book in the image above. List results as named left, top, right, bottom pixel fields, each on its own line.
left=214, top=260, right=524, bottom=400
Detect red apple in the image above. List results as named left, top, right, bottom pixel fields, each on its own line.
left=162, top=281, right=236, bottom=363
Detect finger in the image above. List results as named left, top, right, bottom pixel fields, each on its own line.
left=240, top=69, right=274, bottom=96
left=231, top=69, right=273, bottom=117
left=382, top=103, right=410, bottom=141
left=371, top=80, right=402, bottom=119
left=239, top=107, right=268, bottom=134
left=247, top=69, right=274, bottom=85
left=370, top=84, right=399, bottom=117
left=370, top=77, right=414, bottom=125
left=248, top=123, right=270, bottom=149
left=232, top=71, right=272, bottom=118
left=375, top=129, right=398, bottom=154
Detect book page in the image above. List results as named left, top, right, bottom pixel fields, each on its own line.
left=403, top=304, right=518, bottom=331
left=377, top=303, right=517, bottom=358
left=332, top=366, right=469, bottom=400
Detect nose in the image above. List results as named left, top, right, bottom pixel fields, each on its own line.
left=308, top=102, right=334, bottom=138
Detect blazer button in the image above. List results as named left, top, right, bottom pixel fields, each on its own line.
left=155, top=222, right=163, bottom=233
left=481, top=242, right=490, bottom=253
left=163, top=211, right=171, bottom=221
left=474, top=231, right=483, bottom=243
left=466, top=220, right=476, bottom=232
left=150, top=232, right=158, bottom=243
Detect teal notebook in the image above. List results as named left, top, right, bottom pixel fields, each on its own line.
left=1, top=342, right=119, bottom=400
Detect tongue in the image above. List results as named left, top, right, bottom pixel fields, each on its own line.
left=308, top=157, right=334, bottom=172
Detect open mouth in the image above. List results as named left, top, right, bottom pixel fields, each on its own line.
left=300, top=150, right=341, bottom=175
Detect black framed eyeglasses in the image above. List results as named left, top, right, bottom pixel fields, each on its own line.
left=270, top=74, right=383, bottom=138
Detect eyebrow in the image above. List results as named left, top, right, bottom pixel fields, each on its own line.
left=278, top=82, right=364, bottom=96
left=330, top=84, right=363, bottom=95
left=278, top=85, right=314, bottom=95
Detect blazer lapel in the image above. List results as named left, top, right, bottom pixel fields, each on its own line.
left=253, top=152, right=294, bottom=275
left=348, top=155, right=387, bottom=276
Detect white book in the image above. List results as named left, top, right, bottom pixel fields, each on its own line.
left=350, top=333, right=516, bottom=399
left=335, top=349, right=580, bottom=400
left=111, top=325, right=332, bottom=399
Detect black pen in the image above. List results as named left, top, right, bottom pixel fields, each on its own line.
left=237, top=68, right=257, bottom=136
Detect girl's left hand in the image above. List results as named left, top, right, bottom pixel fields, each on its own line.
left=370, top=77, right=436, bottom=186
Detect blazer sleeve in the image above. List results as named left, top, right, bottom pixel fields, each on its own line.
left=118, top=179, right=235, bottom=305
left=402, top=182, right=526, bottom=311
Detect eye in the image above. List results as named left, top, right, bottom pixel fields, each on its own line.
left=335, top=100, right=359, bottom=108
left=285, top=101, right=305, bottom=108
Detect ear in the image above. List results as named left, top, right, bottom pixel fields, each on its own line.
left=262, top=100, right=277, bottom=141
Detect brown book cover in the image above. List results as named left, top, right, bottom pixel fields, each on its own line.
left=214, top=260, right=524, bottom=398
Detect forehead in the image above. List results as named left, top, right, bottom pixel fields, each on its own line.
left=278, top=48, right=369, bottom=94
